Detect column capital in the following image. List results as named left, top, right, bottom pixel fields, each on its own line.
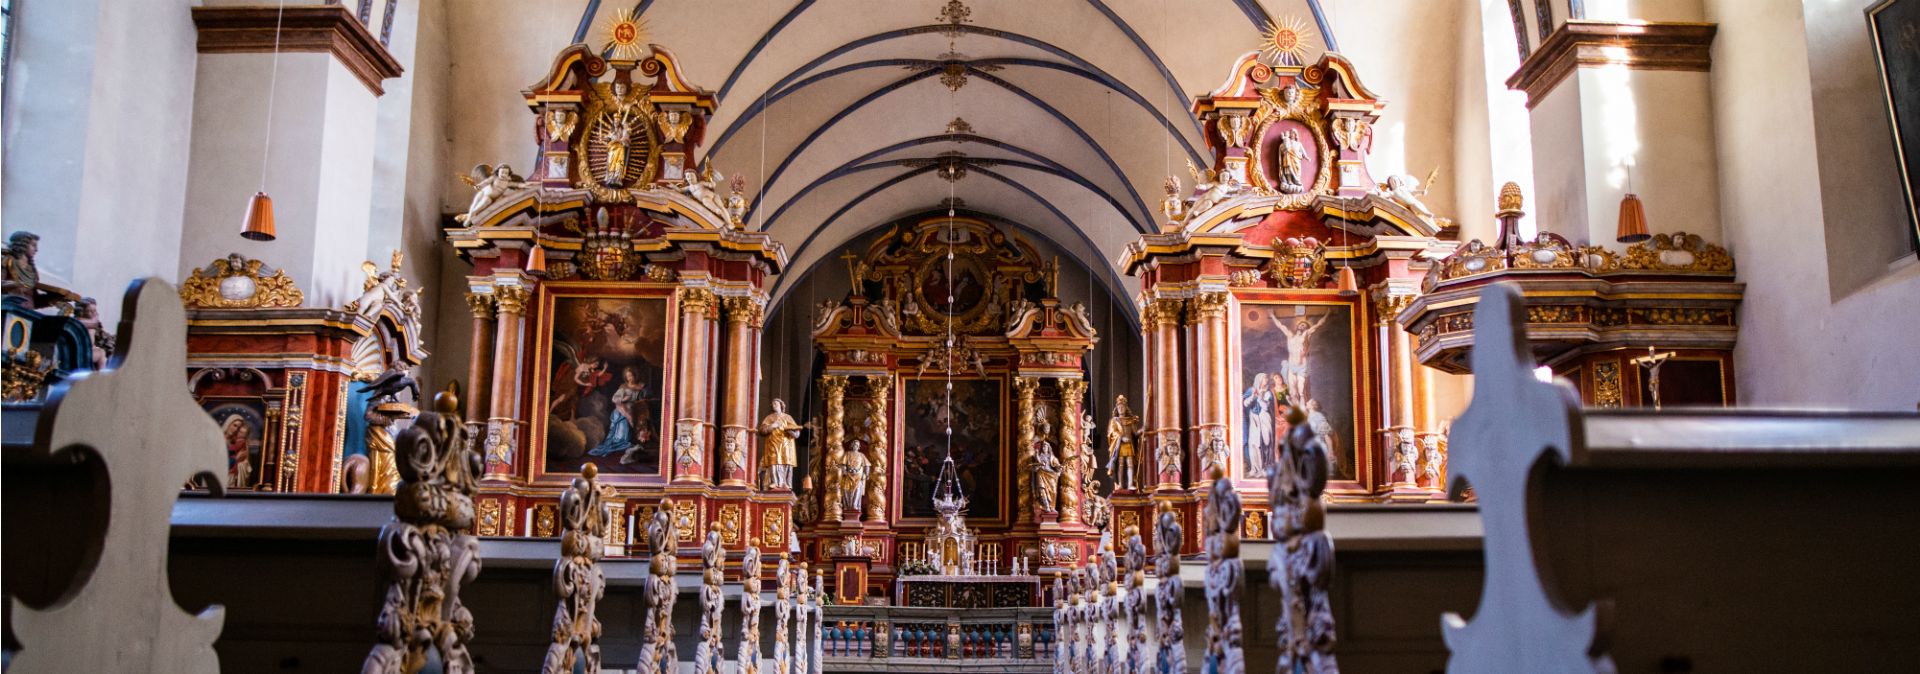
left=723, top=295, right=766, bottom=329
left=1186, top=291, right=1230, bottom=324
left=677, top=286, right=720, bottom=319
left=493, top=285, right=532, bottom=316
left=465, top=292, right=495, bottom=319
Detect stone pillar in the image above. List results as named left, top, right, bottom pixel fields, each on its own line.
left=674, top=286, right=719, bottom=483
left=1056, top=378, right=1087, bottom=525
left=486, top=283, right=531, bottom=478
left=180, top=6, right=404, bottom=308
left=1508, top=20, right=1720, bottom=248
left=863, top=376, right=892, bottom=524
left=1014, top=376, right=1041, bottom=525
left=1187, top=291, right=1231, bottom=484
left=719, top=296, right=764, bottom=488
left=463, top=290, right=495, bottom=427
left=818, top=375, right=849, bottom=523
left=1145, top=298, right=1184, bottom=492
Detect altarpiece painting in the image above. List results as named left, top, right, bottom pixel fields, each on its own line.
left=1236, top=302, right=1358, bottom=482
left=536, top=289, right=671, bottom=479
left=900, top=377, right=1003, bottom=522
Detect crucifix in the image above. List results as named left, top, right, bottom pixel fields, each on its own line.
left=1631, top=346, right=1678, bottom=409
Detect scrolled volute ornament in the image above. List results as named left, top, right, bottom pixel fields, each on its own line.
left=364, top=384, right=484, bottom=674
left=540, top=463, right=609, bottom=674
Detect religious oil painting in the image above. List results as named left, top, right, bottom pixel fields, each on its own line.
left=539, top=292, right=670, bottom=478
left=203, top=400, right=267, bottom=490
left=1237, top=302, right=1358, bottom=482
left=900, top=377, right=1003, bottom=521
left=1869, top=0, right=1920, bottom=250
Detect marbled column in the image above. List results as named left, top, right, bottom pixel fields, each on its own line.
left=1056, top=378, right=1087, bottom=525
left=486, top=284, right=532, bottom=478
left=720, top=297, right=765, bottom=488
left=1146, top=298, right=1185, bottom=491
left=463, top=291, right=496, bottom=427
left=863, top=375, right=892, bottom=524
left=818, top=375, right=849, bottom=523
left=675, top=286, right=719, bottom=484
left=1375, top=290, right=1418, bottom=485
left=1014, top=376, right=1041, bottom=525
left=1187, top=291, right=1230, bottom=485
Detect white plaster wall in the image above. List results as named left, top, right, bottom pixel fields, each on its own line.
left=1574, top=68, right=1722, bottom=246
left=1321, top=0, right=1465, bottom=222
left=1580, top=0, right=1708, bottom=22
left=1704, top=0, right=1920, bottom=410
left=1529, top=81, right=1590, bottom=242
left=1455, top=0, right=1539, bottom=244
left=3, top=0, right=200, bottom=322
left=1802, top=0, right=1917, bottom=297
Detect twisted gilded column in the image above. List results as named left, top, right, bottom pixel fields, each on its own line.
left=464, top=291, right=496, bottom=428
left=1188, top=291, right=1231, bottom=485
left=1057, top=378, right=1087, bottom=525
left=1145, top=297, right=1185, bottom=491
left=818, top=375, right=849, bottom=522
left=1014, top=376, right=1041, bottom=525
left=863, top=375, right=892, bottom=524
left=720, top=297, right=765, bottom=488
left=486, top=284, right=532, bottom=478
left=674, top=287, right=719, bottom=483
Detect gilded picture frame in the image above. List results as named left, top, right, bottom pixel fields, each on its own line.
left=528, top=282, right=677, bottom=484
left=895, top=374, right=1008, bottom=525
left=1230, top=293, right=1375, bottom=497
left=1869, top=0, right=1920, bottom=253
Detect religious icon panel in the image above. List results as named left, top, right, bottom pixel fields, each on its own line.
left=203, top=400, right=267, bottom=490
left=535, top=289, right=672, bottom=480
left=1236, top=301, right=1359, bottom=482
left=899, top=376, right=1004, bottom=522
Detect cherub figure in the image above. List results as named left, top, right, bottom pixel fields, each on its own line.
left=456, top=164, right=527, bottom=223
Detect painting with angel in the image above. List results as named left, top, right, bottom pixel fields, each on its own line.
left=539, top=292, right=670, bottom=477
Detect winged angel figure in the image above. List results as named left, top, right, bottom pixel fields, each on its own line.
left=456, top=164, right=527, bottom=224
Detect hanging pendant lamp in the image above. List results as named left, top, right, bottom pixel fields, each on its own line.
left=1335, top=265, right=1358, bottom=296
left=526, top=244, right=548, bottom=276
left=1616, top=192, right=1651, bottom=243
left=240, top=192, right=276, bottom=241
left=242, top=1, right=287, bottom=241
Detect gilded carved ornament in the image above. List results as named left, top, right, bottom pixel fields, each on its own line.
left=1245, top=84, right=1337, bottom=209
left=676, top=286, right=719, bottom=318
left=463, top=292, right=495, bottom=319
left=493, top=285, right=532, bottom=316
left=1268, top=236, right=1330, bottom=289
left=179, top=254, right=305, bottom=309
left=723, top=296, right=766, bottom=328
left=1187, top=292, right=1231, bottom=323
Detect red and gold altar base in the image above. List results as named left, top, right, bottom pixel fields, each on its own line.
left=1119, top=50, right=1461, bottom=543
left=442, top=38, right=791, bottom=567
left=800, top=215, right=1102, bottom=598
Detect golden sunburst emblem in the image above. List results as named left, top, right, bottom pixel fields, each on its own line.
left=1261, top=15, right=1317, bottom=66
left=603, top=8, right=651, bottom=62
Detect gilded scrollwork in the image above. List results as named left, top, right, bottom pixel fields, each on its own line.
left=1267, top=236, right=1329, bottom=289
left=1592, top=361, right=1624, bottom=408
left=1245, top=84, right=1336, bottom=209
left=1619, top=231, right=1735, bottom=273
left=539, top=464, right=608, bottom=674
left=179, top=254, right=305, bottom=309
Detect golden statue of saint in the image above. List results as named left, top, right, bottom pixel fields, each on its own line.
left=1105, top=395, right=1142, bottom=491
left=758, top=398, right=803, bottom=489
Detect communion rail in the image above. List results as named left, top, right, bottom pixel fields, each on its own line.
left=819, top=605, right=1056, bottom=673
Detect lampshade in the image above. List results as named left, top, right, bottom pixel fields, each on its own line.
left=526, top=244, right=548, bottom=275
left=1616, top=192, right=1650, bottom=243
left=1335, top=265, right=1359, bottom=296
left=240, top=191, right=276, bottom=241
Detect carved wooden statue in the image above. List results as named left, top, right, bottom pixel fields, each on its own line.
left=8, top=279, right=224, bottom=674
left=1272, top=405, right=1340, bottom=674
left=1124, top=526, right=1150, bottom=674
left=1053, top=575, right=1071, bottom=674
left=696, top=523, right=726, bottom=674
left=759, top=398, right=803, bottom=489
left=740, top=539, right=765, bottom=674
left=364, top=384, right=484, bottom=674
left=810, top=569, right=826, bottom=674
left=793, top=563, right=812, bottom=674
left=1203, top=467, right=1247, bottom=674
left=1105, top=395, right=1141, bottom=490
left=540, top=464, right=610, bottom=674
left=636, top=502, right=679, bottom=674
left=1154, top=503, right=1188, bottom=674
left=774, top=554, right=794, bottom=674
